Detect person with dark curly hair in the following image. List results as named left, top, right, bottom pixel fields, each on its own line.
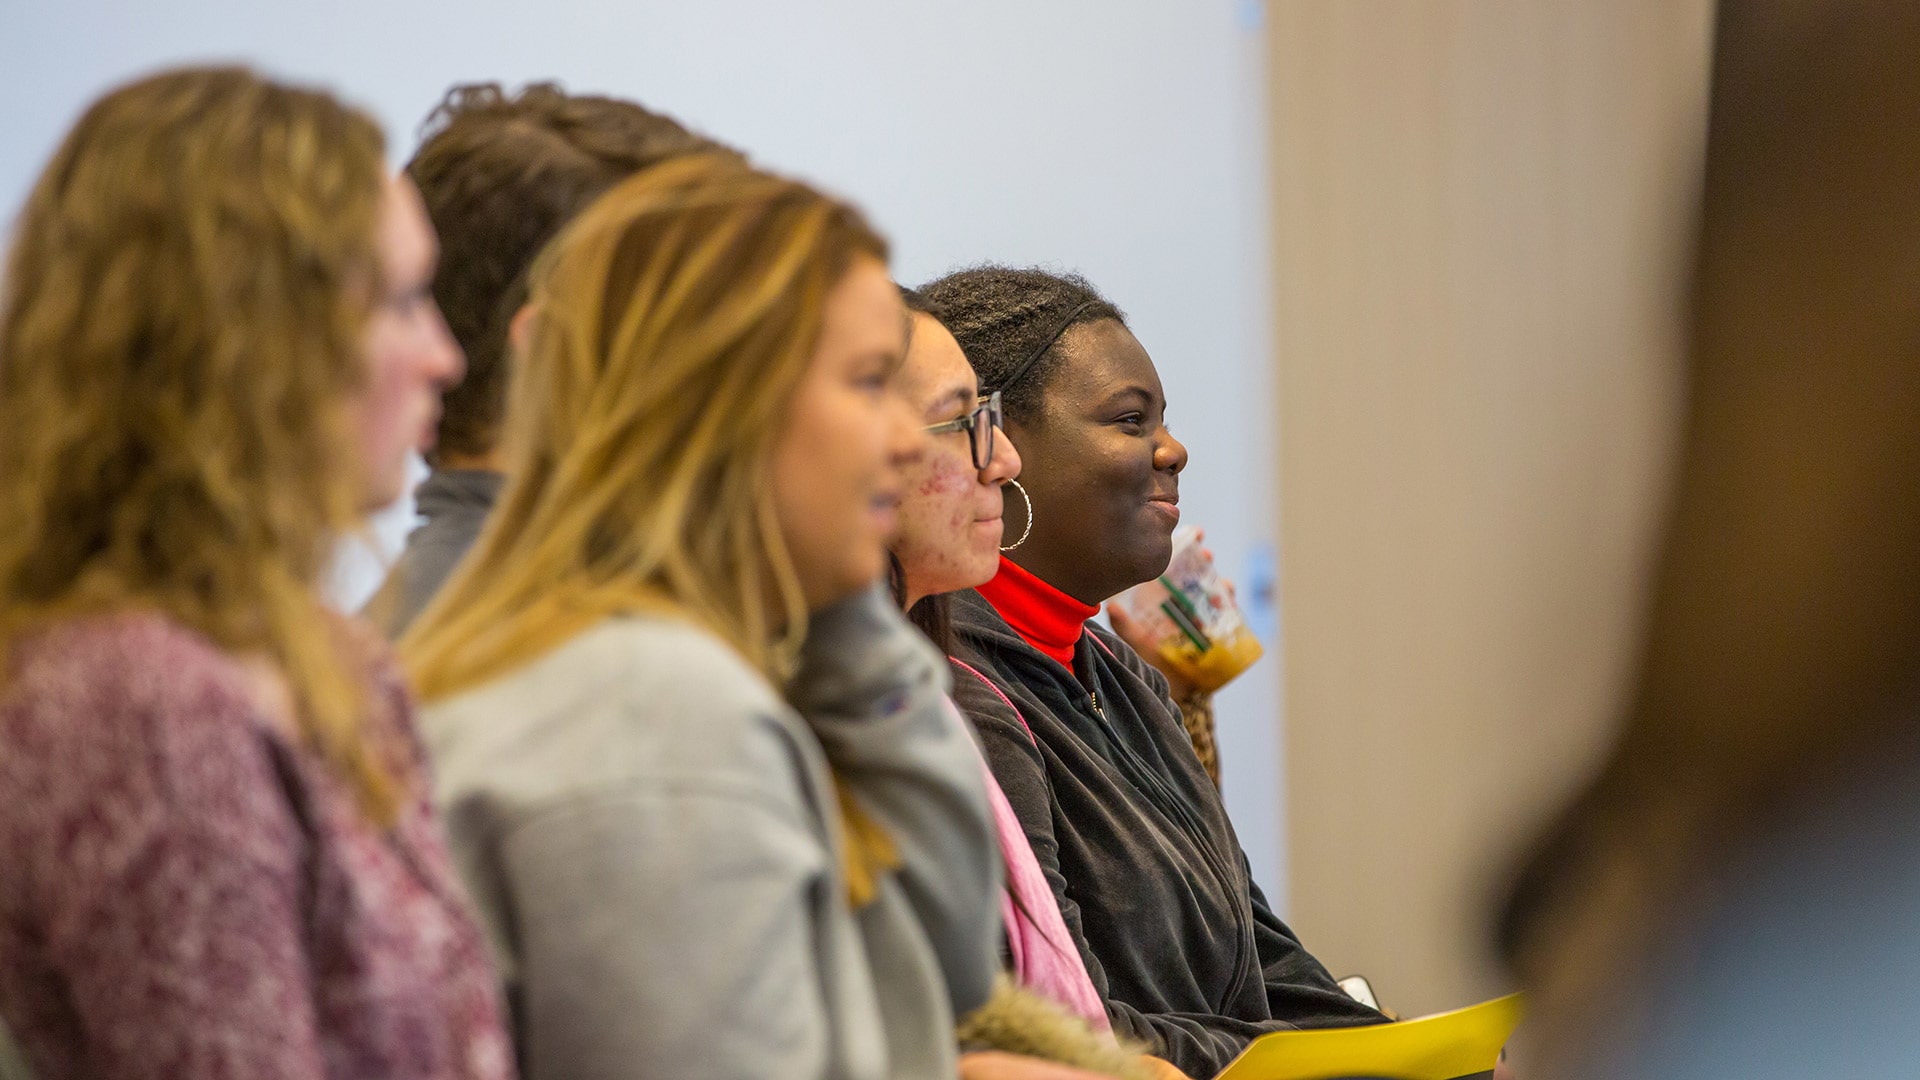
left=376, top=82, right=736, bottom=634
left=923, top=266, right=1386, bottom=1079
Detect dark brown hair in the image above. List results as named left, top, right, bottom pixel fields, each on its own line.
left=405, top=82, right=737, bottom=461
left=919, top=266, right=1124, bottom=426
left=1499, top=2, right=1920, bottom=1065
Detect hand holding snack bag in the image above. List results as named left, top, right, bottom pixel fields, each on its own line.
left=1108, top=525, right=1264, bottom=695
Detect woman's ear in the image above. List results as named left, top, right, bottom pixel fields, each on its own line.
left=508, top=302, right=538, bottom=354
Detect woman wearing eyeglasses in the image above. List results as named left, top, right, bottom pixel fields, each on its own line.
left=890, top=290, right=1021, bottom=654
left=920, top=267, right=1387, bottom=1080
left=888, top=291, right=1187, bottom=1080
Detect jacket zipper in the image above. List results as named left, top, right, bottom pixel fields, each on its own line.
left=963, top=595, right=1262, bottom=1007
left=1074, top=665, right=1257, bottom=1003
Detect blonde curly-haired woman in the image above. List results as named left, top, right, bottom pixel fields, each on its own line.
left=0, top=67, right=510, bottom=1080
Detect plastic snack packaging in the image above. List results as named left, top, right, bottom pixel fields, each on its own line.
left=1110, top=524, right=1264, bottom=692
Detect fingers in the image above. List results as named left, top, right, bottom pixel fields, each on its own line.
left=1106, top=601, right=1152, bottom=654
left=1141, top=1057, right=1198, bottom=1080
left=957, top=1051, right=1123, bottom=1080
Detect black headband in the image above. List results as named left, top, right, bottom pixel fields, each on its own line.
left=988, top=299, right=1102, bottom=395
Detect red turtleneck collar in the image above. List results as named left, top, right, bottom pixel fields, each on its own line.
left=976, top=556, right=1100, bottom=667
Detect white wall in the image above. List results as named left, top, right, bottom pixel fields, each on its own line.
left=3, top=0, right=1288, bottom=897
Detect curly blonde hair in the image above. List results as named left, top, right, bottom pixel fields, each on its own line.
left=0, top=66, right=401, bottom=821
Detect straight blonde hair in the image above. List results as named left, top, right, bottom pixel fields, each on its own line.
left=402, top=154, right=888, bottom=697
left=0, top=67, right=400, bottom=821
left=400, top=154, right=898, bottom=900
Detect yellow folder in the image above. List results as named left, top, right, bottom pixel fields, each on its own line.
left=1214, top=993, right=1524, bottom=1080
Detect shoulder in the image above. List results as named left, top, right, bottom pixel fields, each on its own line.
left=572, top=614, right=792, bottom=726
left=400, top=506, right=485, bottom=568
left=950, top=587, right=1012, bottom=639
left=0, top=615, right=301, bottom=892
left=947, top=648, right=1047, bottom=764
left=423, top=615, right=815, bottom=827
left=1085, top=620, right=1174, bottom=700
left=947, top=651, right=1020, bottom=720
left=3, top=613, right=270, bottom=756
left=10, top=610, right=240, bottom=679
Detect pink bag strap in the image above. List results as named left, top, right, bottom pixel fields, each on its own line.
left=949, top=657, right=1039, bottom=750
left=1087, top=630, right=1120, bottom=663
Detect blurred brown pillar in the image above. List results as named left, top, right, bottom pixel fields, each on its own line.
left=1266, top=0, right=1713, bottom=1013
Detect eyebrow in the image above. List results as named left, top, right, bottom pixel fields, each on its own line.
left=925, top=383, right=974, bottom=415
left=1095, top=384, right=1156, bottom=409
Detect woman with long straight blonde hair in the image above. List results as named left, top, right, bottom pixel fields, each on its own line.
left=0, top=67, right=511, bottom=1079
left=404, top=154, right=1065, bottom=1079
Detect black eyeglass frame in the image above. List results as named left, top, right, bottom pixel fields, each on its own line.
left=923, top=390, right=1004, bottom=470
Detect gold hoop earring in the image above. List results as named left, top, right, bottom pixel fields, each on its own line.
left=1000, top=479, right=1034, bottom=551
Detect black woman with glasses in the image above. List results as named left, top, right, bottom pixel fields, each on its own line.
left=919, top=267, right=1388, bottom=1080
left=888, top=288, right=1200, bottom=1078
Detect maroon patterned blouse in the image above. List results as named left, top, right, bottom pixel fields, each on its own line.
left=0, top=613, right=516, bottom=1080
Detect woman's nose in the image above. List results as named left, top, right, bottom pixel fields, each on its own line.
left=1156, top=428, right=1189, bottom=473
left=982, top=425, right=1021, bottom=484
left=425, top=304, right=465, bottom=390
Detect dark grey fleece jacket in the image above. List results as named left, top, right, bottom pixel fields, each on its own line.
left=386, top=468, right=503, bottom=635
left=948, top=589, right=1386, bottom=1079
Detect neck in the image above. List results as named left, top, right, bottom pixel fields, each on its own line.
left=901, top=566, right=938, bottom=611
left=1004, top=550, right=1111, bottom=607
left=976, top=556, right=1100, bottom=666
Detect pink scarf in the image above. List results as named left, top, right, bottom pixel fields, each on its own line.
left=945, top=682, right=1110, bottom=1030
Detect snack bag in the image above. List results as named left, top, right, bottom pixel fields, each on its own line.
left=1111, top=525, right=1264, bottom=693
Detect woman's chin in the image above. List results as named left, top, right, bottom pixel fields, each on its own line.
left=799, top=548, right=889, bottom=612
left=1130, top=536, right=1177, bottom=586
left=960, top=552, right=1004, bottom=591
left=912, top=556, right=1003, bottom=600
